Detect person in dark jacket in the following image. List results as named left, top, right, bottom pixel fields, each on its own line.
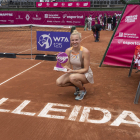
left=107, top=15, right=112, bottom=31
left=92, top=24, right=102, bottom=42
left=112, top=13, right=116, bottom=30
left=103, top=14, right=107, bottom=30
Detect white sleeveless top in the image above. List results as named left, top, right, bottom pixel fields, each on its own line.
left=69, top=46, right=94, bottom=84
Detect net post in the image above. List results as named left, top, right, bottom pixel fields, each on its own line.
left=30, top=25, right=33, bottom=59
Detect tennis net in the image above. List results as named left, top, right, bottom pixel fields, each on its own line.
left=0, top=24, right=73, bottom=59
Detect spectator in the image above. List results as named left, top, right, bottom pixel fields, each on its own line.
left=112, top=13, right=116, bottom=31
left=103, top=14, right=107, bottom=30
left=95, top=16, right=98, bottom=24
left=107, top=15, right=112, bottom=31
left=100, top=16, right=104, bottom=29
left=84, top=16, right=88, bottom=31
left=88, top=15, right=92, bottom=31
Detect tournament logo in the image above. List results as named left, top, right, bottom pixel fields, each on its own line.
left=38, top=34, right=52, bottom=49
left=37, top=31, right=70, bottom=52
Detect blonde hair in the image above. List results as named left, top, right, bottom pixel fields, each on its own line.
left=70, top=30, right=81, bottom=39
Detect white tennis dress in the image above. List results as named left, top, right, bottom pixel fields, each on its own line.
left=69, top=46, right=94, bottom=84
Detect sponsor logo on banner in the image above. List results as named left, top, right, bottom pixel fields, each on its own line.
left=53, top=3, right=58, bottom=6
left=44, top=14, right=60, bottom=19
left=116, top=14, right=121, bottom=17
left=123, top=41, right=140, bottom=45
left=83, top=2, right=88, bottom=6
left=64, top=15, right=83, bottom=19
left=0, top=13, right=13, bottom=16
left=117, top=39, right=140, bottom=45
left=118, top=39, right=123, bottom=44
left=53, top=21, right=60, bottom=23
left=61, top=3, right=65, bottom=6
left=25, top=14, right=30, bottom=21
left=66, top=21, right=72, bottom=23
left=0, top=20, right=6, bottom=22
left=47, top=20, right=52, bottom=22
left=38, top=3, right=42, bottom=6
left=73, top=21, right=81, bottom=23
left=16, top=15, right=23, bottom=20
left=37, top=31, right=70, bottom=52
left=63, top=14, right=67, bottom=18
left=32, top=14, right=41, bottom=20
left=8, top=20, right=14, bottom=23
left=76, top=3, right=80, bottom=6
left=119, top=32, right=123, bottom=37
left=125, top=15, right=138, bottom=23
left=68, top=3, right=73, bottom=6
left=46, top=3, right=50, bottom=6
left=119, top=32, right=139, bottom=39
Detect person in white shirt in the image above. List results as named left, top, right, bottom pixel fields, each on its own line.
left=88, top=15, right=92, bottom=31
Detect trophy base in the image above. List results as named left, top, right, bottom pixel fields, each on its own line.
left=54, top=67, right=67, bottom=72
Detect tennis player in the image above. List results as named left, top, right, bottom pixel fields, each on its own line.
left=56, top=30, right=94, bottom=100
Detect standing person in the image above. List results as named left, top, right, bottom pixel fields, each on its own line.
left=56, top=30, right=94, bottom=100
left=92, top=24, right=103, bottom=42
left=112, top=13, right=116, bottom=31
left=107, top=15, right=112, bottom=31
left=103, top=14, right=107, bottom=30
left=88, top=15, right=92, bottom=31
left=84, top=16, right=88, bottom=31
left=100, top=16, right=103, bottom=29
left=95, top=16, right=98, bottom=24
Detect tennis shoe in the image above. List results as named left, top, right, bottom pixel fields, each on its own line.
left=75, top=89, right=87, bottom=100
left=74, top=87, right=80, bottom=96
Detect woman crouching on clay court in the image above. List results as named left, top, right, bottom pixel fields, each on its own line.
left=56, top=30, right=94, bottom=100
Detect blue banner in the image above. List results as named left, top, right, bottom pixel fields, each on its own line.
left=37, top=31, right=70, bottom=52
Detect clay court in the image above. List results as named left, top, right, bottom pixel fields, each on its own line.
left=0, top=27, right=140, bottom=140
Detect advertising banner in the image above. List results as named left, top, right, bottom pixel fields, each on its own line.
left=37, top=31, right=70, bottom=52
left=36, top=2, right=90, bottom=8
left=0, top=11, right=122, bottom=26
left=103, top=5, right=140, bottom=67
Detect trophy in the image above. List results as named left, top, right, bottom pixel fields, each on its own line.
left=54, top=52, right=68, bottom=72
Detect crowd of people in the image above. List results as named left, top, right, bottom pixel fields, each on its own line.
left=84, top=13, right=120, bottom=42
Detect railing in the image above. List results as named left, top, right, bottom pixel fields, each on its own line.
left=0, top=0, right=130, bottom=8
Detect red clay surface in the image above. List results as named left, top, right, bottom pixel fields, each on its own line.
left=0, top=28, right=140, bottom=140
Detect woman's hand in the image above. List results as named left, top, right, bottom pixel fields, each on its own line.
left=66, top=68, right=73, bottom=73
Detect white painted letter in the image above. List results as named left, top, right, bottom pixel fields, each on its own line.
left=38, top=103, right=70, bottom=119
left=79, top=107, right=111, bottom=123
left=12, top=100, right=36, bottom=116
left=0, top=98, right=10, bottom=112
left=111, top=110, right=140, bottom=127
left=68, top=105, right=82, bottom=121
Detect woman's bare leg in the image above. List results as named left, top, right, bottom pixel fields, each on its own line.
left=69, top=73, right=89, bottom=90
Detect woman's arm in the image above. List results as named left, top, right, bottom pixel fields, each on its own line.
left=63, top=48, right=71, bottom=70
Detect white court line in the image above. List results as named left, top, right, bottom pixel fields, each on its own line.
left=0, top=61, right=43, bottom=86
left=81, top=34, right=93, bottom=41
left=0, top=58, right=4, bottom=60
left=17, top=47, right=36, bottom=54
